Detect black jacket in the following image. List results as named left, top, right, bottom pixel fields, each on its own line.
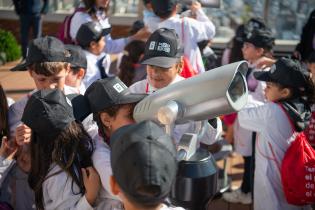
left=13, top=0, right=49, bottom=15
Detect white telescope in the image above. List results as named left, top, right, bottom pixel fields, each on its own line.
left=133, top=61, right=249, bottom=124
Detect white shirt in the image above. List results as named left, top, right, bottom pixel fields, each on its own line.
left=70, top=6, right=128, bottom=54
left=238, top=101, right=311, bottom=210
left=91, top=136, right=124, bottom=210
left=143, top=9, right=160, bottom=33
left=233, top=95, right=264, bottom=156
left=83, top=50, right=111, bottom=89
left=130, top=75, right=219, bottom=146
left=43, top=164, right=93, bottom=210
left=157, top=9, right=215, bottom=73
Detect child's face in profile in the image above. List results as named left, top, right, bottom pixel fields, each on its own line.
left=90, top=37, right=106, bottom=56
left=242, top=42, right=263, bottom=63
left=146, top=63, right=180, bottom=89
left=29, top=69, right=69, bottom=91
left=264, top=82, right=289, bottom=102
left=107, top=104, right=135, bottom=135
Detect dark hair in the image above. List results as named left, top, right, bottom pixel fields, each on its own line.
left=28, top=121, right=94, bottom=210
left=70, top=67, right=85, bottom=75
left=29, top=62, right=68, bottom=76
left=275, top=76, right=315, bottom=105
left=295, top=9, right=315, bottom=61
left=307, top=51, right=315, bottom=63
left=82, top=0, right=109, bottom=18
left=118, top=40, right=145, bottom=87
left=0, top=84, right=9, bottom=140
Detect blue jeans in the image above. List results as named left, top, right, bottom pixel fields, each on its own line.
left=20, top=14, right=42, bottom=58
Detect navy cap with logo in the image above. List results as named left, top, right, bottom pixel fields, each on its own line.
left=10, top=36, right=71, bottom=71
left=254, top=57, right=310, bottom=88
left=21, top=89, right=75, bottom=142
left=141, top=28, right=182, bottom=68
left=84, top=77, right=147, bottom=113
left=76, top=21, right=111, bottom=48
left=66, top=45, right=87, bottom=69
left=110, top=120, right=178, bottom=205
left=151, top=0, right=177, bottom=17
left=244, top=28, right=275, bottom=49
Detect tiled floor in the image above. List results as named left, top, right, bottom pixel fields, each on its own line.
left=0, top=60, right=253, bottom=210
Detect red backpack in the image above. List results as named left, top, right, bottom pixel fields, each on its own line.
left=279, top=104, right=315, bottom=205
left=180, top=18, right=198, bottom=78
left=56, top=7, right=86, bottom=44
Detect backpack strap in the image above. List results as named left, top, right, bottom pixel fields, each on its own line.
left=277, top=103, right=296, bottom=133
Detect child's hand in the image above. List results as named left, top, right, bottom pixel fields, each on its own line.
left=15, top=124, right=31, bottom=146
left=255, top=57, right=276, bottom=69
left=0, top=136, right=18, bottom=160
left=82, top=167, right=100, bottom=206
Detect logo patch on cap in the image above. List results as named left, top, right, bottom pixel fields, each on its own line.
left=113, top=83, right=125, bottom=93
left=149, top=41, right=156, bottom=50
left=270, top=64, right=276, bottom=74
left=157, top=42, right=170, bottom=53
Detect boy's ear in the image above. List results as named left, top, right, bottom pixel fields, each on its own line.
left=110, top=176, right=120, bottom=195
left=28, top=69, right=34, bottom=78
left=78, top=68, right=85, bottom=79
left=100, top=112, right=112, bottom=128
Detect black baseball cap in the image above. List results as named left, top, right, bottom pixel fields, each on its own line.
left=254, top=57, right=310, bottom=88
left=151, top=0, right=177, bottom=17
left=141, top=28, right=182, bottom=68
left=244, top=28, right=275, bottom=49
left=76, top=21, right=111, bottom=48
left=66, top=94, right=91, bottom=122
left=110, top=120, right=178, bottom=205
left=21, top=89, right=75, bottom=142
left=66, top=45, right=87, bottom=69
left=84, top=77, right=147, bottom=113
left=11, top=36, right=71, bottom=71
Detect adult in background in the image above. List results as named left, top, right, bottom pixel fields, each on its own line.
left=13, top=0, right=49, bottom=59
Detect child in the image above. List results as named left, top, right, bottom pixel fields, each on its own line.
left=76, top=21, right=111, bottom=88
left=223, top=28, right=275, bottom=204
left=110, top=120, right=184, bottom=210
left=9, top=36, right=72, bottom=145
left=238, top=58, right=315, bottom=210
left=118, top=40, right=146, bottom=87
left=130, top=28, right=220, bottom=147
left=4, top=36, right=71, bottom=209
left=84, top=77, right=147, bottom=209
left=21, top=89, right=100, bottom=209
left=150, top=0, right=216, bottom=74
left=65, top=45, right=87, bottom=94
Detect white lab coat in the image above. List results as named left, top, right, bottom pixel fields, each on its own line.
left=83, top=50, right=111, bottom=89
left=42, top=164, right=93, bottom=210
left=157, top=9, right=215, bottom=73
left=129, top=75, right=219, bottom=146
left=238, top=100, right=311, bottom=210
